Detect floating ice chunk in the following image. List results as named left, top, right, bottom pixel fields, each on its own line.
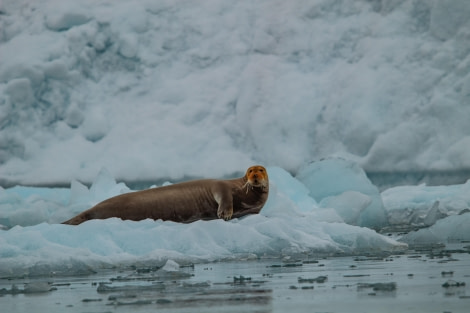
left=0, top=214, right=407, bottom=278
left=0, top=186, right=70, bottom=228
left=6, top=186, right=69, bottom=205
left=321, top=222, right=407, bottom=255
left=261, top=181, right=304, bottom=218
left=60, top=180, right=93, bottom=223
left=161, top=259, right=180, bottom=272
left=0, top=169, right=131, bottom=228
left=297, top=158, right=387, bottom=228
left=382, top=180, right=470, bottom=226
left=320, top=191, right=372, bottom=225
left=70, top=168, right=129, bottom=211
left=266, top=167, right=318, bottom=212
left=400, top=212, right=470, bottom=245
left=153, top=259, right=192, bottom=279
left=89, top=167, right=130, bottom=204
left=422, top=201, right=447, bottom=227
left=0, top=282, right=54, bottom=294
left=69, top=180, right=90, bottom=205
left=261, top=167, right=341, bottom=222
left=24, top=282, right=53, bottom=293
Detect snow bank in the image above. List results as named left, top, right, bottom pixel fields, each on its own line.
left=2, top=0, right=470, bottom=185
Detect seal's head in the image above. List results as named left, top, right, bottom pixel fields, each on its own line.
left=244, top=165, right=269, bottom=191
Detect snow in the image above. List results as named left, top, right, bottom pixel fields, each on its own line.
left=2, top=0, right=470, bottom=185
left=1, top=0, right=470, bottom=278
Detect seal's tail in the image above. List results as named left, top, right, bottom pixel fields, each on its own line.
left=62, top=214, right=86, bottom=225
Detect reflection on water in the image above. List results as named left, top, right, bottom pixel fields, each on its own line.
left=1, top=244, right=469, bottom=313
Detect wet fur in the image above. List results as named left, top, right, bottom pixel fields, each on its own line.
left=62, top=165, right=269, bottom=225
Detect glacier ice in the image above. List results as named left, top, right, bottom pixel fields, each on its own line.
left=382, top=180, right=470, bottom=227
left=0, top=163, right=412, bottom=278
left=297, top=158, right=387, bottom=228
left=1, top=0, right=470, bottom=185
left=0, top=215, right=407, bottom=279
left=2, top=159, right=470, bottom=278
left=400, top=212, right=470, bottom=245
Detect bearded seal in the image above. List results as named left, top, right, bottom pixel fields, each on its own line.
left=62, top=165, right=269, bottom=225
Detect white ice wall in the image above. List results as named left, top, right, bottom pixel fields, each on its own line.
left=1, top=0, right=470, bottom=185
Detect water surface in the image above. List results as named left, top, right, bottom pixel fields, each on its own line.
left=1, top=245, right=469, bottom=313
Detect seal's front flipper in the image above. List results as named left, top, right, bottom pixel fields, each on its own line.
left=214, top=188, right=233, bottom=221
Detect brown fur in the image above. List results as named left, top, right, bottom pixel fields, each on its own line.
left=62, top=165, right=269, bottom=225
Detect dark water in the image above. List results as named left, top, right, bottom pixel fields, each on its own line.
left=1, top=245, right=469, bottom=313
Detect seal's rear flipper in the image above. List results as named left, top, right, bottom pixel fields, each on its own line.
left=62, top=214, right=88, bottom=225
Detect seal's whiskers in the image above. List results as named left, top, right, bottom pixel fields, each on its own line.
left=243, top=181, right=252, bottom=194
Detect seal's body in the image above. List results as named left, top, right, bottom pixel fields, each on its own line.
left=62, top=165, right=269, bottom=225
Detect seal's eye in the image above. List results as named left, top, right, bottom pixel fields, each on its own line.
left=259, top=169, right=263, bottom=172
left=249, top=169, right=253, bottom=173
